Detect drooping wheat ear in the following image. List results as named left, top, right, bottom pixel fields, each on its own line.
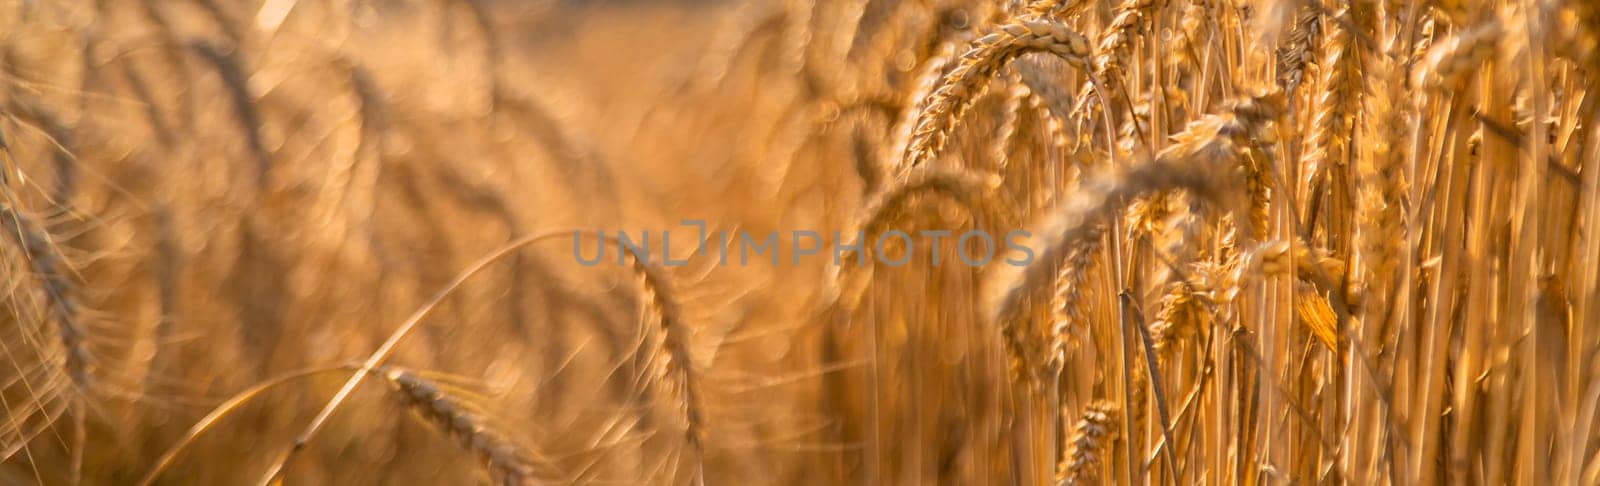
left=886, top=43, right=955, bottom=167
left=620, top=247, right=707, bottom=457
left=1149, top=278, right=1207, bottom=353
left=1292, top=242, right=1347, bottom=281
left=1411, top=19, right=1502, bottom=91
left=992, top=72, right=1031, bottom=173
left=188, top=41, right=272, bottom=186
left=991, top=91, right=1284, bottom=365
left=1094, top=0, right=1161, bottom=77
left=1046, top=229, right=1101, bottom=364
left=1014, top=58, right=1077, bottom=154
left=1277, top=5, right=1321, bottom=91
left=374, top=366, right=537, bottom=485
left=0, top=204, right=92, bottom=390
left=1056, top=401, right=1119, bottom=486
left=900, top=18, right=1090, bottom=172
left=845, top=167, right=1003, bottom=260
left=1069, top=0, right=1161, bottom=118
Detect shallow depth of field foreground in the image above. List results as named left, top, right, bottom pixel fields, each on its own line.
left=2, top=0, right=1599, bottom=484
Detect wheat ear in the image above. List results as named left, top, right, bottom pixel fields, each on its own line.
left=1071, top=0, right=1161, bottom=114
left=1056, top=401, right=1119, bottom=485
left=900, top=18, right=1090, bottom=171
left=620, top=246, right=708, bottom=461
left=1277, top=6, right=1321, bottom=91
left=849, top=168, right=1002, bottom=253
left=1000, top=92, right=1283, bottom=366
left=0, top=204, right=91, bottom=390
left=375, top=366, right=538, bottom=485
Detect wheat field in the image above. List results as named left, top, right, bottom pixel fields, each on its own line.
left=0, top=0, right=1597, bottom=484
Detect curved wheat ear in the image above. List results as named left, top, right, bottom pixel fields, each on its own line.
left=187, top=41, right=272, bottom=186
left=992, top=72, right=1031, bottom=174
left=900, top=18, right=1090, bottom=172
left=1411, top=19, right=1502, bottom=91
left=1014, top=58, right=1077, bottom=155
left=374, top=366, right=537, bottom=485
left=1090, top=0, right=1160, bottom=77
left=1003, top=92, right=1283, bottom=367
left=1069, top=0, right=1161, bottom=118
left=1277, top=6, right=1321, bottom=91
left=845, top=167, right=1003, bottom=259
left=1242, top=237, right=1344, bottom=352
left=0, top=205, right=92, bottom=390
left=1057, top=401, right=1119, bottom=485
left=620, top=247, right=707, bottom=459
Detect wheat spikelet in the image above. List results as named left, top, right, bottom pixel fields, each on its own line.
left=900, top=17, right=1090, bottom=171
left=991, top=72, right=1030, bottom=173
left=1056, top=400, right=1118, bottom=485
left=1092, top=0, right=1160, bottom=77
left=1070, top=0, right=1161, bottom=118
left=375, top=366, right=537, bottom=485
left=887, top=43, right=957, bottom=168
